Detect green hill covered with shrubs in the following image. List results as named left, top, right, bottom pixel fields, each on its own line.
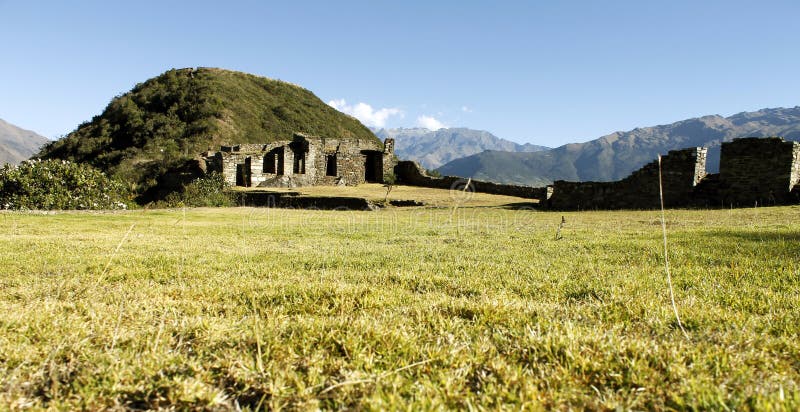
left=38, top=68, right=378, bottom=201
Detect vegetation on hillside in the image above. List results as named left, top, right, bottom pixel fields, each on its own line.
left=1, top=205, right=798, bottom=409
left=37, top=68, right=378, bottom=199
left=0, top=159, right=130, bottom=210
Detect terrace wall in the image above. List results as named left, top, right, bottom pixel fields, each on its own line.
left=394, top=161, right=547, bottom=199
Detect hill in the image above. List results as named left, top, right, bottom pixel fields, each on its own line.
left=0, top=118, right=49, bottom=165
left=374, top=127, right=548, bottom=170
left=38, top=67, right=379, bottom=198
left=438, top=107, right=800, bottom=186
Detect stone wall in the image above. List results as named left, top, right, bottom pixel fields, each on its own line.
left=718, top=137, right=800, bottom=206
left=546, top=138, right=800, bottom=210
left=235, top=191, right=375, bottom=210
left=394, top=161, right=547, bottom=199
left=382, top=138, right=396, bottom=181
left=211, top=135, right=800, bottom=209
left=209, top=135, right=395, bottom=188
left=546, top=147, right=707, bottom=210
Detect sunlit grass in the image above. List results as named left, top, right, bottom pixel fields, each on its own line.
left=0, top=204, right=798, bottom=409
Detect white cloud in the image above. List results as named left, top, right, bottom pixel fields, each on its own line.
left=327, top=99, right=401, bottom=128
left=417, top=115, right=446, bottom=130
left=461, top=106, right=472, bottom=113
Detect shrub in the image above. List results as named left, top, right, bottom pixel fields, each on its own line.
left=161, top=172, right=235, bottom=207
left=426, top=168, right=443, bottom=178
left=0, top=159, right=132, bottom=210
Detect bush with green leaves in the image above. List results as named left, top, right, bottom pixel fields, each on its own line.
left=161, top=172, right=235, bottom=207
left=0, top=159, right=131, bottom=210
left=426, top=168, right=443, bottom=178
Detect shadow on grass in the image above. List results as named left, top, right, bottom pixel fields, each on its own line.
left=501, top=202, right=540, bottom=210
left=690, top=228, right=800, bottom=268
left=699, top=229, right=800, bottom=243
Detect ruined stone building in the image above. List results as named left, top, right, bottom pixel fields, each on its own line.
left=206, top=134, right=395, bottom=188
left=205, top=134, right=799, bottom=210
left=544, top=137, right=800, bottom=210
left=392, top=137, right=800, bottom=210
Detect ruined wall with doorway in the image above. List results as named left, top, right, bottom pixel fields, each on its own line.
left=208, top=135, right=394, bottom=188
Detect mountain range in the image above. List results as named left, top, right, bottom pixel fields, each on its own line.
left=373, top=127, right=549, bottom=170
left=437, top=107, right=800, bottom=187
left=0, top=118, right=49, bottom=165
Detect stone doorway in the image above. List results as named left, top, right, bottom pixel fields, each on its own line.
left=290, top=141, right=307, bottom=174
left=326, top=154, right=337, bottom=176
left=363, top=151, right=383, bottom=183
left=236, top=157, right=252, bottom=186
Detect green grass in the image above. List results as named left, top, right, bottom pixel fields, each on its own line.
left=1, top=203, right=798, bottom=410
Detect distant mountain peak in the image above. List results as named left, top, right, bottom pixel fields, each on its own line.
left=373, top=127, right=549, bottom=170
left=0, top=118, right=49, bottom=165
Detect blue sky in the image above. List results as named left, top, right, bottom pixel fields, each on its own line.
left=1, top=0, right=798, bottom=147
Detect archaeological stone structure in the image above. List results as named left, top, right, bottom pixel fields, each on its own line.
left=202, top=134, right=798, bottom=210
left=391, top=136, right=800, bottom=210
left=394, top=161, right=547, bottom=199
left=543, top=137, right=800, bottom=210
left=205, top=134, right=395, bottom=188
left=546, top=147, right=708, bottom=210
left=716, top=137, right=800, bottom=205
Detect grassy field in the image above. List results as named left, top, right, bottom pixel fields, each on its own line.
left=0, top=192, right=798, bottom=409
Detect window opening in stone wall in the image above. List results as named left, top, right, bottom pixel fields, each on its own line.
left=326, top=154, right=337, bottom=176
left=264, top=147, right=284, bottom=175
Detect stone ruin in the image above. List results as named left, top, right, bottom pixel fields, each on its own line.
left=203, top=134, right=799, bottom=210
left=393, top=161, right=547, bottom=199
left=391, top=137, right=800, bottom=210
left=205, top=134, right=395, bottom=188
left=545, top=137, right=800, bottom=210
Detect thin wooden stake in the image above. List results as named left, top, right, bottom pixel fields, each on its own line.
left=658, top=155, right=690, bottom=340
